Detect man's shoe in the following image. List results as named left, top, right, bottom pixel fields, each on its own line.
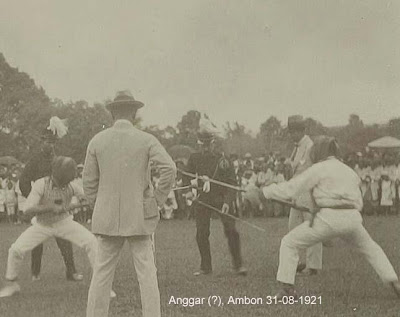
left=235, top=266, right=248, bottom=276
left=0, top=281, right=21, bottom=298
left=391, top=281, right=400, bottom=298
left=110, top=290, right=117, bottom=298
left=32, top=275, right=41, bottom=282
left=193, top=270, right=212, bottom=276
left=297, top=268, right=318, bottom=276
left=274, top=286, right=298, bottom=300
left=67, top=273, right=83, bottom=281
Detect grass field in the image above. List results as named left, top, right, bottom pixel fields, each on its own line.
left=0, top=216, right=399, bottom=317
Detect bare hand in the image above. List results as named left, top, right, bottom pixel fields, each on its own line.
left=221, top=203, right=229, bottom=214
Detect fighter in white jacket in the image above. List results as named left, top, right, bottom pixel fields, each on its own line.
left=263, top=136, right=400, bottom=298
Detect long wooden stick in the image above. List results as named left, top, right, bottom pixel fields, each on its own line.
left=178, top=168, right=245, bottom=192
left=194, top=199, right=267, bottom=233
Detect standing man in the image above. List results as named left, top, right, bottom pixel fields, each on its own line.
left=184, top=118, right=247, bottom=276
left=85, top=90, right=176, bottom=317
left=19, top=120, right=82, bottom=281
left=287, top=115, right=322, bottom=276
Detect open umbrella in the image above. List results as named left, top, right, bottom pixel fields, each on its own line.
left=0, top=156, right=21, bottom=166
left=368, top=136, right=400, bottom=149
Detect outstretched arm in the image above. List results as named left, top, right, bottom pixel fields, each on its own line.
left=263, top=163, right=321, bottom=203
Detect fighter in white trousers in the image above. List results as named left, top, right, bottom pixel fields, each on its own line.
left=263, top=136, right=400, bottom=298
left=288, top=207, right=322, bottom=272
left=0, top=157, right=98, bottom=298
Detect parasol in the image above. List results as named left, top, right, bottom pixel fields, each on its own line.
left=0, top=156, right=21, bottom=166
left=368, top=136, right=400, bottom=149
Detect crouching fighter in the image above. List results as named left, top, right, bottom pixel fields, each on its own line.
left=262, top=136, right=400, bottom=299
left=0, top=156, right=98, bottom=297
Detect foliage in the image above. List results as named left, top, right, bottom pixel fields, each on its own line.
left=176, top=110, right=201, bottom=148
left=1, top=52, right=400, bottom=162
left=0, top=53, right=52, bottom=161
left=1, top=217, right=400, bottom=316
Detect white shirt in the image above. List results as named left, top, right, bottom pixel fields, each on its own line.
left=263, top=157, right=363, bottom=211
left=25, top=177, right=84, bottom=225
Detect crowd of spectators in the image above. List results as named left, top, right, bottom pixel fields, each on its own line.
left=152, top=152, right=293, bottom=220
left=0, top=163, right=92, bottom=224
left=3, top=149, right=399, bottom=224
left=345, top=152, right=400, bottom=215
left=0, top=165, right=24, bottom=224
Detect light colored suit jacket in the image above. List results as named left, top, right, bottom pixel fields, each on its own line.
left=290, top=135, right=314, bottom=208
left=83, top=120, right=176, bottom=236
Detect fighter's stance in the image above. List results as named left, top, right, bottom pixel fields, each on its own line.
left=0, top=157, right=97, bottom=298
left=263, top=136, right=400, bottom=298
left=19, top=118, right=82, bottom=282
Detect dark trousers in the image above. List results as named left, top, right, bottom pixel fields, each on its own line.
left=195, top=203, right=242, bottom=272
left=31, top=238, right=76, bottom=277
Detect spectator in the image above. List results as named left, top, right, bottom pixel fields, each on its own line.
left=5, top=178, right=18, bottom=224
left=378, top=171, right=395, bottom=216
left=243, top=153, right=254, bottom=171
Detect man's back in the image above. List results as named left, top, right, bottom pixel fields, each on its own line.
left=83, top=119, right=176, bottom=236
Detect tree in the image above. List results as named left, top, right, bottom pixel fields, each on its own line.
left=388, top=117, right=400, bottom=138
left=258, top=116, right=282, bottom=153
left=54, top=101, right=113, bottom=163
left=144, top=125, right=178, bottom=149
left=0, top=53, right=52, bottom=160
left=176, top=110, right=201, bottom=147
left=348, top=114, right=364, bottom=130
left=304, top=117, right=327, bottom=136
left=223, top=121, right=256, bottom=156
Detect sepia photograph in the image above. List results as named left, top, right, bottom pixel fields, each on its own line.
left=0, top=1, right=400, bottom=316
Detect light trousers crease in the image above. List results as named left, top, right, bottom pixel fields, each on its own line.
left=6, top=217, right=97, bottom=280
left=288, top=207, right=323, bottom=270
left=86, top=235, right=160, bottom=317
left=278, top=209, right=398, bottom=285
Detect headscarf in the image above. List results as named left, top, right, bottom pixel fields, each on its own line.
left=310, top=136, right=340, bottom=163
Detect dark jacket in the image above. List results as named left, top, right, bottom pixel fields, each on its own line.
left=184, top=151, right=237, bottom=206
left=19, top=151, right=54, bottom=198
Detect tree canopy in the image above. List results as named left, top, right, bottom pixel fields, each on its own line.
left=1, top=53, right=400, bottom=162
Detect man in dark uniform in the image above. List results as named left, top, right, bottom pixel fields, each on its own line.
left=185, top=129, right=247, bottom=276
left=19, top=127, right=82, bottom=281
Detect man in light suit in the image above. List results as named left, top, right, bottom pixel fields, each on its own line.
left=84, top=90, right=176, bottom=317
left=287, top=115, right=322, bottom=276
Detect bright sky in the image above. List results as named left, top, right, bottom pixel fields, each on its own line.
left=0, top=0, right=399, bottom=131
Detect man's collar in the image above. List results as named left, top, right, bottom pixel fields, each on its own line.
left=113, top=119, right=134, bottom=128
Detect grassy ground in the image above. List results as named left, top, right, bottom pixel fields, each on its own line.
left=0, top=216, right=399, bottom=317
